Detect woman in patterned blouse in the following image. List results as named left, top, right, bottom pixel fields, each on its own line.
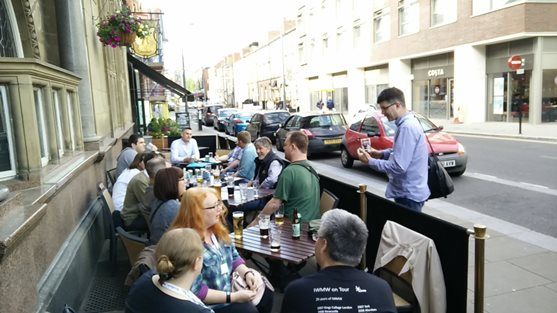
left=169, top=187, right=273, bottom=313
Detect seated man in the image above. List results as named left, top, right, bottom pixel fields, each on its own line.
left=170, top=128, right=200, bottom=165
left=217, top=145, right=243, bottom=173
left=281, top=209, right=396, bottom=313
left=120, top=156, right=167, bottom=231
left=233, top=131, right=257, bottom=181
left=250, top=131, right=320, bottom=225
left=253, top=136, right=283, bottom=189
left=115, top=134, right=146, bottom=179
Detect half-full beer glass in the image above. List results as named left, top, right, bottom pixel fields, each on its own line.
left=233, top=211, right=244, bottom=239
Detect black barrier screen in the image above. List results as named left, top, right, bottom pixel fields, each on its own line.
left=319, top=175, right=469, bottom=313
left=192, top=135, right=218, bottom=156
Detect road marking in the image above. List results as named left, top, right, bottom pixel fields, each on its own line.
left=453, top=133, right=557, bottom=144
left=540, top=155, right=557, bottom=160
left=465, top=172, right=557, bottom=197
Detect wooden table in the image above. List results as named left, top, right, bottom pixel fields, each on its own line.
left=232, top=220, right=315, bottom=265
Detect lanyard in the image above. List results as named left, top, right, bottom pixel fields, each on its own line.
left=207, top=234, right=229, bottom=276
left=161, top=281, right=208, bottom=308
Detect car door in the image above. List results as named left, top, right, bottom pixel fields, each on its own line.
left=278, top=115, right=299, bottom=146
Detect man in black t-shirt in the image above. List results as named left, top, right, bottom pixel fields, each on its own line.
left=281, top=209, right=396, bottom=313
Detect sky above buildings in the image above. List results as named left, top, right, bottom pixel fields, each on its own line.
left=141, top=0, right=298, bottom=77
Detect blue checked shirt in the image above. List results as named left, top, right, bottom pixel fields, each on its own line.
left=192, top=236, right=245, bottom=300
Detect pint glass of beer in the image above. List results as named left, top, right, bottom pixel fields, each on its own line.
left=274, top=205, right=285, bottom=226
left=259, top=214, right=270, bottom=238
left=233, top=211, right=244, bottom=239
left=213, top=182, right=222, bottom=196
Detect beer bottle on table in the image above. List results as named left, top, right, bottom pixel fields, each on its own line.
left=292, top=208, right=300, bottom=240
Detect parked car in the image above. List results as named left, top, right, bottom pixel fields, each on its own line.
left=224, top=111, right=255, bottom=136
left=340, top=112, right=467, bottom=176
left=245, top=110, right=290, bottom=143
left=213, top=108, right=237, bottom=131
left=201, top=104, right=223, bottom=126
left=275, top=112, right=347, bottom=156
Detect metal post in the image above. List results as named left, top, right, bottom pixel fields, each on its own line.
left=468, top=224, right=487, bottom=313
left=357, top=184, right=367, bottom=270
left=281, top=30, right=287, bottom=111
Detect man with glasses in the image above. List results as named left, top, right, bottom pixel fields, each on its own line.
left=281, top=209, right=396, bottom=313
left=357, top=87, right=430, bottom=212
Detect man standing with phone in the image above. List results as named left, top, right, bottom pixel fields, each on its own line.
left=357, top=87, right=429, bottom=212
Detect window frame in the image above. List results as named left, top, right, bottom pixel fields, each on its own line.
left=0, top=85, right=16, bottom=179
left=373, top=8, right=390, bottom=43
left=431, top=0, right=457, bottom=27
left=33, top=88, right=50, bottom=166
left=398, top=0, right=419, bottom=36
left=66, top=92, right=76, bottom=151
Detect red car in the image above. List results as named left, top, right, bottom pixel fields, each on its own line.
left=340, top=112, right=467, bottom=176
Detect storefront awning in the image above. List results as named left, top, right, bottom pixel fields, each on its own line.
left=127, top=52, right=193, bottom=100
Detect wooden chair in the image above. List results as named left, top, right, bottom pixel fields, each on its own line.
left=320, top=189, right=340, bottom=215
left=375, top=256, right=420, bottom=313
left=98, top=183, right=118, bottom=270
left=106, top=168, right=117, bottom=193
left=116, top=226, right=149, bottom=267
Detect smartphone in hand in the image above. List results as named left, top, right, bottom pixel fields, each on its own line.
left=360, top=138, right=371, bottom=152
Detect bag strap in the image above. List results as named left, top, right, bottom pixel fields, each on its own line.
left=413, top=113, right=436, bottom=157
left=290, top=162, right=320, bottom=182
left=149, top=200, right=167, bottom=224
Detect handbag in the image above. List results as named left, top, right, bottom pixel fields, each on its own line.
left=231, top=270, right=273, bottom=305
left=427, top=154, right=454, bottom=199
left=415, top=114, right=454, bottom=199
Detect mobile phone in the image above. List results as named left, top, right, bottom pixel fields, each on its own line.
left=360, top=138, right=371, bottom=151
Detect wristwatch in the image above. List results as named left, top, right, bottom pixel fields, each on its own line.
left=226, top=291, right=231, bottom=303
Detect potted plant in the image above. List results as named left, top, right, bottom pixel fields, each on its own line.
left=96, top=7, right=150, bottom=48
left=147, top=118, right=167, bottom=149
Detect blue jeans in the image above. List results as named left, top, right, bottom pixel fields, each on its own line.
left=395, top=198, right=425, bottom=213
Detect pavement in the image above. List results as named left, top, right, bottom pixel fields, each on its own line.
left=191, top=117, right=557, bottom=313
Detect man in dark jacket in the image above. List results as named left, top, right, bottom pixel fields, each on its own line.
left=253, top=136, right=283, bottom=189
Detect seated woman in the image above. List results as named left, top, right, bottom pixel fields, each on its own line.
left=112, top=153, right=145, bottom=212
left=149, top=167, right=185, bottom=244
left=126, top=228, right=213, bottom=313
left=170, top=187, right=273, bottom=313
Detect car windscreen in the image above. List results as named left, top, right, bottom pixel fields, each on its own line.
left=218, top=109, right=236, bottom=117
left=380, top=117, right=397, bottom=137
left=265, top=112, right=290, bottom=124
left=307, top=114, right=346, bottom=128
left=415, top=114, right=438, bottom=132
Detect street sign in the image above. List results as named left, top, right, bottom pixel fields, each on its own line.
left=507, top=55, right=523, bottom=70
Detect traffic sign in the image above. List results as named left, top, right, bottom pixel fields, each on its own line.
left=507, top=55, right=523, bottom=70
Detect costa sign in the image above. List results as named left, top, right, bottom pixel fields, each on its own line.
left=507, top=55, right=523, bottom=71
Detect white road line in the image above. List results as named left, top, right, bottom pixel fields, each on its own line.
left=540, top=155, right=557, bottom=160
left=464, top=172, right=557, bottom=196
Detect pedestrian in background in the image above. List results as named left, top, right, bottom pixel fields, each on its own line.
left=357, top=87, right=429, bottom=212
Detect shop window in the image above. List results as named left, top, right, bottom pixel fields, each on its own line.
left=353, top=25, right=361, bottom=48
left=373, top=8, right=390, bottom=43
left=333, top=87, right=348, bottom=113
left=431, top=0, right=457, bottom=27
left=398, top=0, right=419, bottom=36
left=0, top=85, right=16, bottom=179
left=542, top=69, right=557, bottom=123
left=322, top=35, right=328, bottom=56
left=365, top=84, right=389, bottom=105
left=34, top=88, right=50, bottom=166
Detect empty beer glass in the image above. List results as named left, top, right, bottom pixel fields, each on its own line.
left=259, top=214, right=270, bottom=238
left=270, top=226, right=281, bottom=252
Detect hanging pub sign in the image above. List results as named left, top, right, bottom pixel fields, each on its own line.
left=131, top=27, right=158, bottom=58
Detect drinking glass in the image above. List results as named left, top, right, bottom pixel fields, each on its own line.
left=239, top=183, right=248, bottom=200
left=233, top=211, right=244, bottom=239
left=274, top=205, right=285, bottom=226
left=252, top=180, right=259, bottom=197
left=258, top=214, right=270, bottom=238
left=270, top=226, right=282, bottom=252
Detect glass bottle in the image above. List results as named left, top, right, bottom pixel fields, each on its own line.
left=292, top=208, right=300, bottom=239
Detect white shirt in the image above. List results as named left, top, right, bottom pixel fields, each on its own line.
left=170, top=138, right=200, bottom=164
left=112, top=168, right=141, bottom=211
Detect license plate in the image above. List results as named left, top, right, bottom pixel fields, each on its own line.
left=323, top=138, right=341, bottom=145
left=441, top=160, right=456, bottom=168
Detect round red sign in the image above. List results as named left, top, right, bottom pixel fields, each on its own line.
left=507, top=55, right=523, bottom=70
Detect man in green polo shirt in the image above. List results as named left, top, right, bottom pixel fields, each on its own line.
left=249, top=130, right=320, bottom=225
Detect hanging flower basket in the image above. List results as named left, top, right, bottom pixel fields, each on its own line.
left=96, top=8, right=149, bottom=48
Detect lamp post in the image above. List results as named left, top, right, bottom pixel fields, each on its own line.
left=280, top=26, right=287, bottom=111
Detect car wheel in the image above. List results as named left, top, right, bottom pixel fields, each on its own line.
left=450, top=167, right=466, bottom=177
left=340, top=147, right=354, bottom=168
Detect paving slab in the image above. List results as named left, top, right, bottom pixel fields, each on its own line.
left=468, top=261, right=550, bottom=297
left=484, top=236, right=546, bottom=262
left=484, top=286, right=557, bottom=313
left=508, top=252, right=557, bottom=282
